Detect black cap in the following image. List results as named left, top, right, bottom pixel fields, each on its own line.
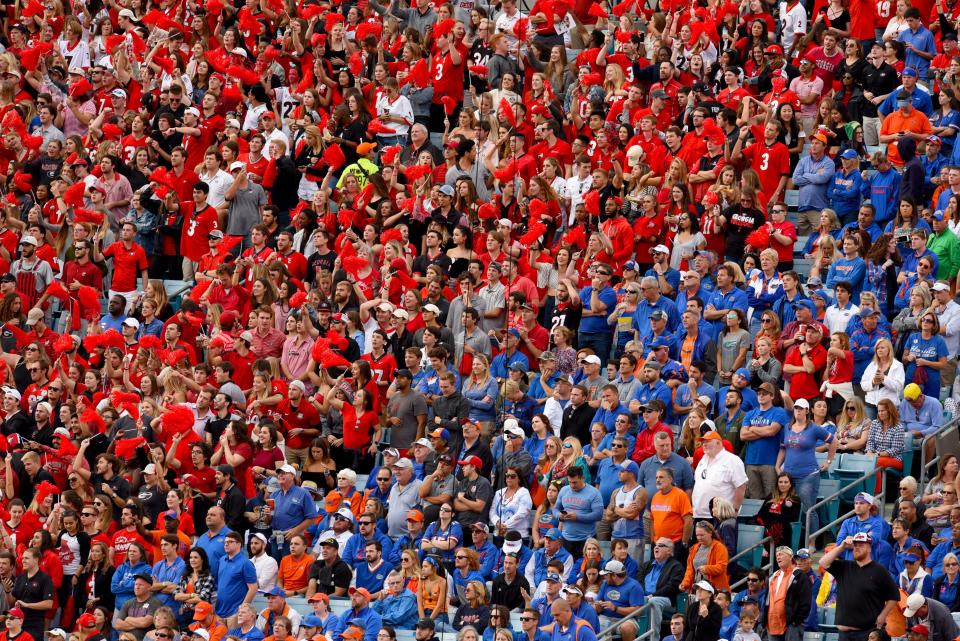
left=133, top=573, right=153, bottom=584
left=317, top=301, right=332, bottom=311
left=416, top=619, right=435, bottom=630
left=396, top=369, right=413, bottom=379
left=0, top=274, right=14, bottom=283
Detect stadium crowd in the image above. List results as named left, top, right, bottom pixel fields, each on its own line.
left=7, top=0, right=960, bottom=641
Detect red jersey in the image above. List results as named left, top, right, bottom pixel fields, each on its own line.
left=362, top=351, right=397, bottom=405
left=168, top=168, right=200, bottom=204
left=717, top=86, right=751, bottom=111
left=241, top=245, right=277, bottom=282
left=102, top=241, right=148, bottom=293
left=120, top=134, right=149, bottom=165
left=180, top=202, right=220, bottom=262
left=111, top=527, right=151, bottom=567
left=741, top=140, right=791, bottom=199
left=184, top=115, right=225, bottom=171
left=531, top=138, right=573, bottom=170
left=430, top=49, right=464, bottom=105
left=763, top=89, right=802, bottom=113
left=806, top=46, right=843, bottom=87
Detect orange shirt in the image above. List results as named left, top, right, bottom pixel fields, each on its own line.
left=278, top=553, right=315, bottom=592
left=650, top=486, right=693, bottom=543
left=879, top=110, right=932, bottom=166
left=190, top=622, right=228, bottom=641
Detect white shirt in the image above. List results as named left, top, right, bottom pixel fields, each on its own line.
left=257, top=604, right=301, bottom=635
left=264, top=127, right=290, bottom=159
left=495, top=9, right=525, bottom=50
left=860, top=359, right=906, bottom=407
left=823, top=304, right=860, bottom=335
left=692, top=449, right=748, bottom=518
left=935, top=299, right=960, bottom=356
left=779, top=1, right=807, bottom=51
left=251, top=551, right=279, bottom=591
left=243, top=102, right=269, bottom=133
left=542, top=397, right=566, bottom=436
left=375, top=94, right=414, bottom=138
left=200, top=169, right=234, bottom=207
left=564, top=174, right=592, bottom=224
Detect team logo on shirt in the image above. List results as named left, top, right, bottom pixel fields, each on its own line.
left=607, top=589, right=621, bottom=600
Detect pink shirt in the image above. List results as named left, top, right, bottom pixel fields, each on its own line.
left=789, top=74, right=825, bottom=119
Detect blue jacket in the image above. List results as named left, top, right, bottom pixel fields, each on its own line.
left=902, top=248, right=940, bottom=281
left=471, top=540, right=499, bottom=581
left=828, top=168, right=865, bottom=217
left=633, top=296, right=680, bottom=338
left=527, top=546, right=573, bottom=586
left=462, top=376, right=499, bottom=423
left=371, top=590, right=419, bottom=629
left=862, top=168, right=902, bottom=225
left=773, top=292, right=808, bottom=329
left=922, top=153, right=948, bottom=199
left=836, top=514, right=892, bottom=560
left=792, top=153, right=836, bottom=212
left=708, top=287, right=749, bottom=336
left=502, top=394, right=539, bottom=434
left=850, top=326, right=892, bottom=380
left=928, top=542, right=960, bottom=580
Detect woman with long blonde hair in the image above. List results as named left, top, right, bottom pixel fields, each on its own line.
left=551, top=437, right=591, bottom=484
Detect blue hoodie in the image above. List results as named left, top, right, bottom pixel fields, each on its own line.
left=861, top=168, right=902, bottom=225
left=110, top=560, right=153, bottom=611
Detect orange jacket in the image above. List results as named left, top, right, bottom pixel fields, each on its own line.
left=680, top=540, right=730, bottom=592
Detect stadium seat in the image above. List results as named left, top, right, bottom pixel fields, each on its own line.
left=804, top=632, right=824, bottom=641
left=817, top=478, right=843, bottom=533
left=785, top=190, right=800, bottom=208
left=737, top=524, right=765, bottom=568
left=815, top=452, right=839, bottom=479
left=834, top=453, right=876, bottom=501
left=738, top=498, right=763, bottom=523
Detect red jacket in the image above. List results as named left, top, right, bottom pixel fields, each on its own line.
left=631, top=421, right=674, bottom=464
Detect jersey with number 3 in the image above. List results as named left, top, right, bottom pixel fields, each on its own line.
left=742, top=140, right=791, bottom=198
left=431, top=50, right=465, bottom=104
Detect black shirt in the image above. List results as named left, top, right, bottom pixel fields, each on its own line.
left=861, top=62, right=900, bottom=118
left=491, top=572, right=530, bottom=611
left=830, top=559, right=899, bottom=630
left=136, top=482, right=167, bottom=523
left=309, top=557, right=353, bottom=595
left=11, top=569, right=54, bottom=634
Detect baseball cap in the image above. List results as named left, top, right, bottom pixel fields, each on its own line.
left=929, top=135, right=942, bottom=145
left=650, top=89, right=668, bottom=99
left=458, top=455, right=482, bottom=469
left=438, top=184, right=455, bottom=196
left=652, top=244, right=670, bottom=254
left=911, top=625, right=930, bottom=637
left=793, top=398, right=810, bottom=410
left=122, top=317, right=140, bottom=329
left=544, top=528, right=561, bottom=540
left=504, top=421, right=525, bottom=437
left=226, top=118, right=242, bottom=129
left=472, top=522, right=490, bottom=534
left=903, top=67, right=919, bottom=78
left=412, top=437, right=433, bottom=450
left=764, top=44, right=784, bottom=55
left=933, top=210, right=946, bottom=221
left=302, top=615, right=324, bottom=628
left=392, top=458, right=414, bottom=470
left=3, top=388, right=20, bottom=402
left=624, top=260, right=639, bottom=272
left=859, top=307, right=879, bottom=317
left=423, top=304, right=441, bottom=315
left=309, top=592, right=331, bottom=603
left=794, top=548, right=811, bottom=559
left=601, top=560, right=626, bottom=575
left=904, top=383, right=923, bottom=401
left=734, top=367, right=751, bottom=380
left=348, top=587, right=373, bottom=599
left=933, top=281, right=951, bottom=292
left=278, top=464, right=297, bottom=475
left=619, top=460, right=640, bottom=478
left=702, top=431, right=722, bottom=442
left=193, top=601, right=214, bottom=620
left=7, top=609, right=23, bottom=620
left=229, top=161, right=246, bottom=172
left=407, top=509, right=424, bottom=523
left=545, top=572, right=562, bottom=583
left=853, top=493, right=875, bottom=506
left=208, top=230, right=224, bottom=239
left=904, top=593, right=926, bottom=617
left=840, top=149, right=859, bottom=160
left=184, top=107, right=201, bottom=118
left=19, top=236, right=38, bottom=247
left=262, top=586, right=286, bottom=597
left=429, top=427, right=450, bottom=441
left=582, top=354, right=602, bottom=366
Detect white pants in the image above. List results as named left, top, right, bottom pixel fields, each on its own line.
left=863, top=116, right=882, bottom=147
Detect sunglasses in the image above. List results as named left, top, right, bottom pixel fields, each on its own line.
left=520, top=618, right=535, bottom=622
left=505, top=473, right=518, bottom=478
left=455, top=555, right=467, bottom=560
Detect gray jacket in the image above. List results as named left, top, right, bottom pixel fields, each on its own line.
left=368, top=0, right=437, bottom=33
left=908, top=598, right=959, bottom=641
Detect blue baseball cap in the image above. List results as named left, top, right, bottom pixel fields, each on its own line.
left=929, top=135, right=942, bottom=145
left=546, top=572, right=562, bottom=582
left=509, top=360, right=529, bottom=373
left=619, top=460, right=641, bottom=478
left=303, top=616, right=323, bottom=627
left=624, top=261, right=639, bottom=272
left=734, top=368, right=751, bottom=380
left=545, top=528, right=562, bottom=540
left=840, top=149, right=859, bottom=160
left=792, top=298, right=817, bottom=316
left=902, top=67, right=918, bottom=78
left=507, top=328, right=521, bottom=339
left=933, top=210, right=946, bottom=221
left=262, top=586, right=286, bottom=597
left=648, top=336, right=671, bottom=349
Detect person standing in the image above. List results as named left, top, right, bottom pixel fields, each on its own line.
left=818, top=532, right=899, bottom=641
left=766, top=546, right=812, bottom=641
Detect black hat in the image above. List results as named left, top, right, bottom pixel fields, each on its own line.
left=133, top=573, right=153, bottom=584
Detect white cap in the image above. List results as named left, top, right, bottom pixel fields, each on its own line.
left=504, top=419, right=524, bottom=437
left=226, top=118, right=242, bottom=129
left=601, top=560, right=626, bottom=575
left=53, top=427, right=70, bottom=438
left=392, top=308, right=409, bottom=320
left=289, top=380, right=306, bottom=393
left=413, top=438, right=434, bottom=451
left=192, top=630, right=211, bottom=641
left=582, top=354, right=602, bottom=366
left=117, top=9, right=135, bottom=19
left=392, top=457, right=413, bottom=469
left=334, top=507, right=354, bottom=521
left=231, top=47, right=249, bottom=57
left=696, top=394, right=712, bottom=406
left=35, top=402, right=53, bottom=415
left=143, top=463, right=157, bottom=475
left=377, top=301, right=395, bottom=312
left=933, top=282, right=951, bottom=292
left=694, top=581, right=715, bottom=594
left=904, top=593, right=926, bottom=618
left=229, top=161, right=246, bottom=172
left=652, top=244, right=670, bottom=254
left=183, top=107, right=200, bottom=118
left=19, top=236, right=38, bottom=246
left=111, top=88, right=127, bottom=99
left=794, top=398, right=810, bottom=410
left=498, top=218, right=513, bottom=229
left=239, top=331, right=254, bottom=343
left=423, top=304, right=441, bottom=315
left=278, top=464, right=297, bottom=475
left=122, top=317, right=140, bottom=329
left=68, top=66, right=85, bottom=76
left=3, top=387, right=20, bottom=402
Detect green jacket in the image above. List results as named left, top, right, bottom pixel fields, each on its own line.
left=927, top=228, right=960, bottom=280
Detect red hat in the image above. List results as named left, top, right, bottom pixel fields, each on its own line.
left=458, top=455, right=483, bottom=468
left=7, top=609, right=24, bottom=620
left=77, top=613, right=96, bottom=628
left=764, top=44, right=783, bottom=55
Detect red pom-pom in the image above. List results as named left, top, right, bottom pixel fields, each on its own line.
left=368, top=120, right=397, bottom=135
left=403, top=165, right=432, bottom=182
left=326, top=330, right=349, bottom=351
left=468, top=65, right=488, bottom=76
left=110, top=390, right=142, bottom=407
left=310, top=338, right=331, bottom=362
left=584, top=191, right=600, bottom=216
left=77, top=286, right=100, bottom=318
left=381, top=145, right=402, bottom=165
left=588, top=4, right=609, bottom=17
left=381, top=228, right=403, bottom=244
left=227, top=65, right=261, bottom=86
left=35, top=481, right=59, bottom=502
left=519, top=222, right=548, bottom=246
left=747, top=226, right=771, bottom=250
left=439, top=96, right=457, bottom=116
left=322, top=144, right=346, bottom=170
left=477, top=202, right=498, bottom=220
left=583, top=73, right=602, bottom=87
left=74, top=209, right=105, bottom=225
left=80, top=406, right=106, bottom=433
left=289, top=291, right=308, bottom=308
left=319, top=350, right=352, bottom=369
left=139, top=335, right=162, bottom=350
left=342, top=255, right=368, bottom=275
left=161, top=405, right=196, bottom=435
left=611, top=0, right=635, bottom=15
left=54, top=334, right=74, bottom=353
left=166, top=349, right=188, bottom=366
left=101, top=329, right=125, bottom=349
left=513, top=17, right=529, bottom=41
left=498, top=98, right=517, bottom=128
left=62, top=182, right=86, bottom=208
left=114, top=435, right=145, bottom=459
left=406, top=59, right=429, bottom=88
left=45, top=281, right=69, bottom=302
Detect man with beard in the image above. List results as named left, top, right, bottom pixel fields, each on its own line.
left=307, top=532, right=352, bottom=597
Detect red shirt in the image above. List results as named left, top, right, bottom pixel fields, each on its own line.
left=110, top=527, right=151, bottom=567
left=224, top=349, right=257, bottom=391
left=827, top=349, right=854, bottom=384
left=783, top=343, right=828, bottom=401
left=278, top=399, right=321, bottom=449
left=120, top=134, right=149, bottom=165
left=742, top=140, right=792, bottom=198
left=430, top=49, right=464, bottom=105
left=61, top=260, right=103, bottom=290
left=341, top=404, right=379, bottom=450
left=362, top=351, right=397, bottom=405
left=275, top=250, right=307, bottom=281
left=185, top=115, right=225, bottom=171
left=102, top=241, right=148, bottom=293
left=180, top=202, right=220, bottom=262
left=168, top=168, right=200, bottom=204
left=717, top=86, right=751, bottom=110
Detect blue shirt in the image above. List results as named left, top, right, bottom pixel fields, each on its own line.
left=638, top=453, right=695, bottom=497
left=596, top=577, right=645, bottom=616
left=643, top=560, right=665, bottom=594
left=879, top=88, right=934, bottom=117
left=490, top=350, right=529, bottom=381
left=633, top=296, right=680, bottom=338
left=592, top=404, right=632, bottom=433
left=792, top=153, right=836, bottom=212
left=215, top=551, right=258, bottom=617
left=928, top=542, right=960, bottom=580
left=903, top=333, right=949, bottom=397
left=596, top=456, right=629, bottom=506
left=228, top=626, right=266, bottom=641
left=708, top=287, right=749, bottom=336
left=862, top=168, right=903, bottom=225
left=196, top=526, right=232, bottom=579
left=555, top=485, right=605, bottom=541
left=742, top=407, right=789, bottom=465
left=826, top=257, right=866, bottom=298
left=898, top=26, right=937, bottom=78
left=644, top=268, right=681, bottom=296
left=151, top=556, right=186, bottom=611
left=781, top=424, right=833, bottom=478
left=899, top=395, right=944, bottom=435
left=355, top=560, right=394, bottom=593
left=580, top=285, right=618, bottom=334
left=271, top=485, right=319, bottom=532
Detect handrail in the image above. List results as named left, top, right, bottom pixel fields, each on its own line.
left=803, top=469, right=886, bottom=548
left=596, top=601, right=654, bottom=641
left=729, top=537, right=777, bottom=593
left=596, top=535, right=776, bottom=641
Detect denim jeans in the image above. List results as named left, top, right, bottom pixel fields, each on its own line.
left=647, top=596, right=673, bottom=641
left=791, top=470, right=821, bottom=539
